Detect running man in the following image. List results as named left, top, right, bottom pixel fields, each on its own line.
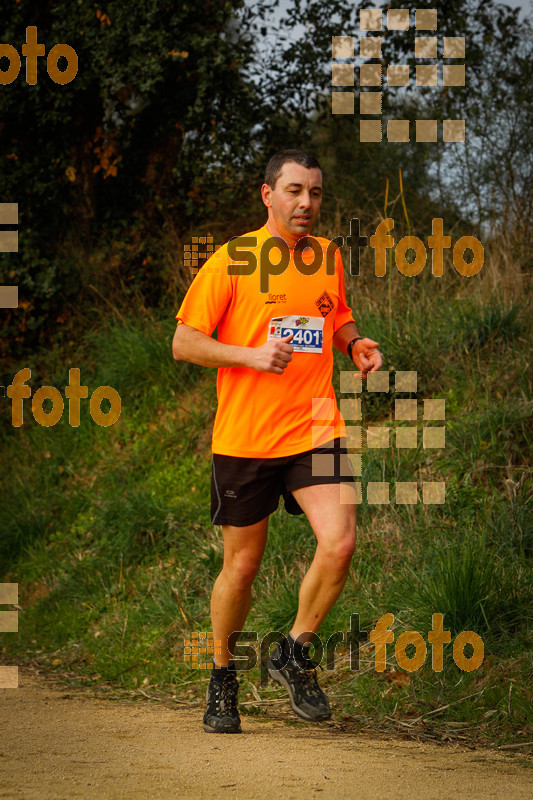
left=172, top=149, right=382, bottom=733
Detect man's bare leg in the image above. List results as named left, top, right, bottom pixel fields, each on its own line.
left=211, top=516, right=269, bottom=666
left=265, top=483, right=356, bottom=721
left=289, top=482, right=357, bottom=645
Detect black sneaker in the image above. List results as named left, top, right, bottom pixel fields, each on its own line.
left=266, top=643, right=331, bottom=721
left=203, top=671, right=242, bottom=733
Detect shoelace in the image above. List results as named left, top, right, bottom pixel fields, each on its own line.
left=216, top=674, right=239, bottom=713
left=296, top=659, right=326, bottom=697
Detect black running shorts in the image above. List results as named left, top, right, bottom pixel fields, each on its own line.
left=210, top=437, right=356, bottom=527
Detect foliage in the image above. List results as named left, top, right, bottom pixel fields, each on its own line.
left=0, top=0, right=279, bottom=352
left=2, top=0, right=532, bottom=358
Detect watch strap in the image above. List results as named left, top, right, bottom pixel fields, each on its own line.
left=347, top=336, right=363, bottom=361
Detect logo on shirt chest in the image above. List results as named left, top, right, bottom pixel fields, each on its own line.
left=315, top=290, right=334, bottom=317
left=265, top=293, right=287, bottom=304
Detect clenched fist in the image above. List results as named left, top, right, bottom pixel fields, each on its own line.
left=247, top=333, right=294, bottom=374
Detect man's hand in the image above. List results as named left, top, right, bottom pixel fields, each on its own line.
left=352, top=337, right=382, bottom=379
left=246, top=333, right=294, bottom=374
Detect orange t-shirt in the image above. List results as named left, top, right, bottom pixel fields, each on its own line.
left=175, top=224, right=355, bottom=457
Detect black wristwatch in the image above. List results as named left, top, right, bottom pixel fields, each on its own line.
left=347, top=336, right=363, bottom=362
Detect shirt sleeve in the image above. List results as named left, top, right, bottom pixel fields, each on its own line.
left=175, top=246, right=233, bottom=336
left=333, top=247, right=355, bottom=333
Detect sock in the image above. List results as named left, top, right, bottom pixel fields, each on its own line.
left=285, top=633, right=311, bottom=666
left=211, top=659, right=236, bottom=684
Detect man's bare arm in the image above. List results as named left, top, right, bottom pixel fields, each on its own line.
left=333, top=321, right=383, bottom=378
left=332, top=321, right=363, bottom=356
left=172, top=323, right=294, bottom=375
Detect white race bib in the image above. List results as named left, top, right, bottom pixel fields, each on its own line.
left=267, top=315, right=324, bottom=353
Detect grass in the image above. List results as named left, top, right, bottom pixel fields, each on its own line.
left=1, top=242, right=532, bottom=751
left=391, top=530, right=531, bottom=647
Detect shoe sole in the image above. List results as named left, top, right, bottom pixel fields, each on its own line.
left=203, top=722, right=242, bottom=733
left=266, top=659, right=331, bottom=721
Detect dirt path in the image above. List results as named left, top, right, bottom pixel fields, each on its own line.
left=0, top=666, right=532, bottom=800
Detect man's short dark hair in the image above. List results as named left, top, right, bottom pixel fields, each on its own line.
left=264, top=150, right=322, bottom=190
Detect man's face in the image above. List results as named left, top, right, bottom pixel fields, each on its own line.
left=261, top=161, right=322, bottom=245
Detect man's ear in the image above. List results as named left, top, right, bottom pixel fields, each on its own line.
left=261, top=182, right=272, bottom=207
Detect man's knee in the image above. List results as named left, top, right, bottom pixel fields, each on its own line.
left=317, top=529, right=356, bottom=571
left=336, top=531, right=357, bottom=565
left=224, top=553, right=262, bottom=589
